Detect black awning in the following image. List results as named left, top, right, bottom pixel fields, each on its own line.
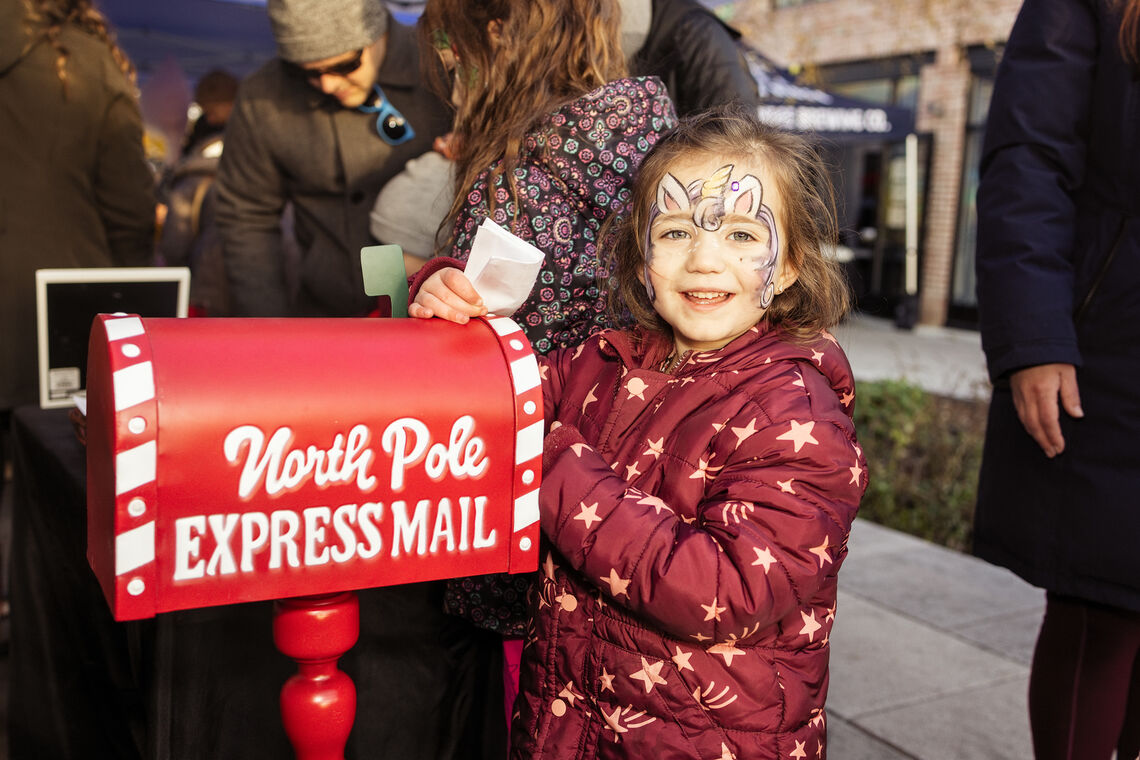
left=742, top=44, right=916, bottom=143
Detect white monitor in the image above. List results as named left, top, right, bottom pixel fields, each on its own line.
left=35, top=267, right=190, bottom=410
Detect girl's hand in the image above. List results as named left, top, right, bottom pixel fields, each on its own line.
left=408, top=266, right=488, bottom=323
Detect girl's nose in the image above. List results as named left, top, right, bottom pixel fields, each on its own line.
left=685, top=236, right=727, bottom=273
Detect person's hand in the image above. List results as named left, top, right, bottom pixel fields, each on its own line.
left=1009, top=363, right=1083, bottom=458
left=408, top=266, right=487, bottom=323
left=433, top=132, right=459, bottom=160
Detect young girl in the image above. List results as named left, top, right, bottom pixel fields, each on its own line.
left=412, top=108, right=866, bottom=759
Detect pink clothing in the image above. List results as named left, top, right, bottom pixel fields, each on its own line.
left=513, top=324, right=867, bottom=759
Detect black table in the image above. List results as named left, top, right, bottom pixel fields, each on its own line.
left=7, top=405, right=506, bottom=760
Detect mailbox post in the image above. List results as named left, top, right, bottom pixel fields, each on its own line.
left=85, top=313, right=542, bottom=758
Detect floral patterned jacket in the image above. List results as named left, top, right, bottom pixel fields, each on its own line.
left=512, top=324, right=866, bottom=759
left=449, top=76, right=677, bottom=355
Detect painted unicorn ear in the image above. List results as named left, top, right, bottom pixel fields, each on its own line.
left=656, top=172, right=690, bottom=212
left=727, top=174, right=764, bottom=218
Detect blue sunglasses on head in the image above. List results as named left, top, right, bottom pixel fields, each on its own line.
left=358, top=84, right=415, bottom=146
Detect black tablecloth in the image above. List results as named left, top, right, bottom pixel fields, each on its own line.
left=7, top=405, right=506, bottom=760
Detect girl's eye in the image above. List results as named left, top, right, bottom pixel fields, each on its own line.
left=659, top=229, right=689, bottom=241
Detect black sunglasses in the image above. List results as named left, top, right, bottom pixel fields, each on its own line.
left=289, top=48, right=364, bottom=79
left=358, top=85, right=415, bottom=146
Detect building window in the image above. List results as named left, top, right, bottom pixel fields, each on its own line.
left=948, top=45, right=1002, bottom=325
left=811, top=56, right=928, bottom=317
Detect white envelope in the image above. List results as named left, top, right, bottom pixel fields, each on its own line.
left=465, top=218, right=545, bottom=316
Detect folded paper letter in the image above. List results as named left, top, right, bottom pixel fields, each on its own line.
left=465, top=219, right=545, bottom=317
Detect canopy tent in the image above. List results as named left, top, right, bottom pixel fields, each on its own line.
left=98, top=0, right=426, bottom=83
left=741, top=44, right=915, bottom=144
left=99, top=0, right=278, bottom=82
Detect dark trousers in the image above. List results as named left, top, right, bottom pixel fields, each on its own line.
left=1029, top=593, right=1140, bottom=760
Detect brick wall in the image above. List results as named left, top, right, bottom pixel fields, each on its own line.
left=731, top=0, right=1022, bottom=325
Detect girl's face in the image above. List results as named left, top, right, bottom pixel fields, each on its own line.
left=641, top=153, right=796, bottom=355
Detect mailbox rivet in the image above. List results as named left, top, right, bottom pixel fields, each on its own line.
left=127, top=498, right=146, bottom=517
left=121, top=343, right=141, bottom=358
left=509, top=339, right=524, bottom=350
left=127, top=578, right=145, bottom=596
left=524, top=400, right=537, bottom=415
left=128, top=416, right=146, bottom=434
left=519, top=537, right=532, bottom=552
left=522, top=469, right=535, bottom=485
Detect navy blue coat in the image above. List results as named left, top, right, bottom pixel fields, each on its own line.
left=974, top=0, right=1140, bottom=612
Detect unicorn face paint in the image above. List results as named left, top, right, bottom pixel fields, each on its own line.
left=641, top=155, right=789, bottom=354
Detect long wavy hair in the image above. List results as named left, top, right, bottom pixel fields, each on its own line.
left=606, top=106, right=850, bottom=345
left=419, top=0, right=626, bottom=248
left=1118, top=0, right=1140, bottom=67
left=21, top=0, right=136, bottom=95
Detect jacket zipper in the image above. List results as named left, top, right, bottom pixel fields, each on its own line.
left=660, top=350, right=692, bottom=375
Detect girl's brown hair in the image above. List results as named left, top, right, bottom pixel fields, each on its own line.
left=606, top=106, right=851, bottom=344
left=22, top=0, right=137, bottom=95
left=419, top=0, right=626, bottom=248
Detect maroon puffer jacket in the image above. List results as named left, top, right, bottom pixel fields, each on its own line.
left=512, top=323, right=866, bottom=759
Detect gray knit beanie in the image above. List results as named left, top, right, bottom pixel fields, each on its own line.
left=268, top=0, right=389, bottom=64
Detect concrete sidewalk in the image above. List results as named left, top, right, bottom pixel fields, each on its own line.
left=833, top=313, right=992, bottom=401
left=826, top=315, right=1043, bottom=758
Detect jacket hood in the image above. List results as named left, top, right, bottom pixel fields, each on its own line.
left=0, top=1, right=31, bottom=75
left=601, top=322, right=858, bottom=418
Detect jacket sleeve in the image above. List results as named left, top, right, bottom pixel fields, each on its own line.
left=537, top=346, right=573, bottom=430
left=974, top=0, right=1095, bottom=380
left=213, top=86, right=291, bottom=316
left=540, top=406, right=864, bottom=642
left=93, top=87, right=156, bottom=266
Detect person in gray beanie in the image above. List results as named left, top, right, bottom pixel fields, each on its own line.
left=214, top=0, right=452, bottom=317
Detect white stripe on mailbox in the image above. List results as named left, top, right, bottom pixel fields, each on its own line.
left=115, top=520, right=155, bottom=575
left=514, top=488, right=539, bottom=530
left=113, top=361, right=156, bottom=411
left=104, top=316, right=146, bottom=342
left=115, top=440, right=157, bottom=495
left=516, top=420, right=544, bottom=465
left=510, top=355, right=540, bottom=394
left=487, top=316, right=522, bottom=336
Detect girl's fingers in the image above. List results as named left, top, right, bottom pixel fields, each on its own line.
left=438, top=268, right=485, bottom=309
left=408, top=302, right=435, bottom=320
left=416, top=291, right=472, bottom=324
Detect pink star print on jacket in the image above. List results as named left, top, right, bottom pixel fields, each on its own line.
left=512, top=323, right=866, bottom=760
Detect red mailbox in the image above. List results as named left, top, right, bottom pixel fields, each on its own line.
left=85, top=314, right=542, bottom=621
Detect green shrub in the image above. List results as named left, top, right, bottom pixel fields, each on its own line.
left=851, top=379, right=988, bottom=552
